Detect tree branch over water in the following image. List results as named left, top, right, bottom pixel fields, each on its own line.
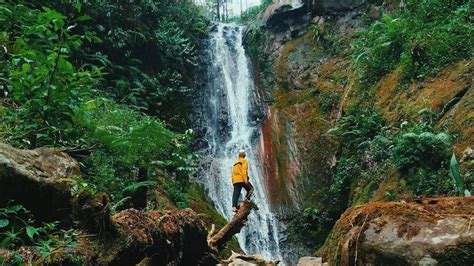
left=207, top=199, right=256, bottom=252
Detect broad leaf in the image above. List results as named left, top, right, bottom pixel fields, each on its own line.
left=0, top=219, right=9, bottom=228
left=26, top=226, right=39, bottom=239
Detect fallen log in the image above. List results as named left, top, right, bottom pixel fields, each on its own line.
left=207, top=199, right=256, bottom=252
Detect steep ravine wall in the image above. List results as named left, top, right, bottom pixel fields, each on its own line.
left=246, top=0, right=473, bottom=262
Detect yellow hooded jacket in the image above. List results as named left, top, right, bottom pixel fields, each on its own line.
left=231, top=157, right=248, bottom=184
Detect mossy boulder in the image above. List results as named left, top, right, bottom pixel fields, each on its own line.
left=318, top=197, right=474, bottom=265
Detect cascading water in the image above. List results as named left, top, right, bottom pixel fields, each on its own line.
left=193, top=23, right=283, bottom=261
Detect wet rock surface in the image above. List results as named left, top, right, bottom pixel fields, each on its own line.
left=319, top=197, right=474, bottom=265
left=220, top=251, right=280, bottom=265
left=0, top=142, right=80, bottom=221
left=260, top=0, right=309, bottom=41
left=309, top=0, right=366, bottom=15
left=297, top=256, right=327, bottom=266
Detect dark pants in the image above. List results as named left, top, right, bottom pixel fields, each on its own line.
left=232, top=182, right=254, bottom=208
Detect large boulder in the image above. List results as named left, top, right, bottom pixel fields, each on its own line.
left=0, top=143, right=80, bottom=221
left=297, top=256, right=325, bottom=266
left=259, top=0, right=310, bottom=40
left=320, top=197, right=474, bottom=265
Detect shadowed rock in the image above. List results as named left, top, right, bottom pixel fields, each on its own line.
left=0, top=142, right=80, bottom=221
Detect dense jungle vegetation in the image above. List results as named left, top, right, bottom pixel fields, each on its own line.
left=0, top=0, right=473, bottom=264
left=0, top=1, right=209, bottom=262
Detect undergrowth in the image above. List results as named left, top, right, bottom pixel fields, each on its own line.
left=354, top=0, right=473, bottom=84
left=0, top=202, right=80, bottom=264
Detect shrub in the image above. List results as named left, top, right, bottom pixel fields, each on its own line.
left=34, top=0, right=208, bottom=129
left=75, top=99, right=197, bottom=205
left=409, top=168, right=454, bottom=195
left=0, top=3, right=102, bottom=148
left=392, top=131, right=451, bottom=172
left=354, top=0, right=473, bottom=83
left=391, top=123, right=454, bottom=195
left=327, top=107, right=385, bottom=153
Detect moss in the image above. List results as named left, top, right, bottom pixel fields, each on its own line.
left=274, top=39, right=300, bottom=89
left=372, top=170, right=414, bottom=202
left=318, top=197, right=474, bottom=265
left=434, top=243, right=474, bottom=266
left=187, top=184, right=241, bottom=258
left=375, top=59, right=473, bottom=126
left=274, top=89, right=312, bottom=109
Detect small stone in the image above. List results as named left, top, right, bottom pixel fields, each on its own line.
left=297, top=257, right=323, bottom=266
left=419, top=256, right=438, bottom=266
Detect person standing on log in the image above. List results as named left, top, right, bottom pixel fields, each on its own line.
left=231, top=149, right=254, bottom=213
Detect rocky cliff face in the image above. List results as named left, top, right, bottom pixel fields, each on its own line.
left=246, top=0, right=473, bottom=262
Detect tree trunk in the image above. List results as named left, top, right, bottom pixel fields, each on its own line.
left=207, top=199, right=256, bottom=252
left=131, top=167, right=147, bottom=209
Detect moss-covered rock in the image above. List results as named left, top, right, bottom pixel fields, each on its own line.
left=318, top=197, right=474, bottom=265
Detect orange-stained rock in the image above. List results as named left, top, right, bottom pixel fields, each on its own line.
left=375, top=60, right=473, bottom=156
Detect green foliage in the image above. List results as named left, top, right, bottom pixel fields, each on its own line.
left=318, top=91, right=340, bottom=113
left=354, top=0, right=473, bottom=83
left=75, top=100, right=197, bottom=205
left=390, top=118, right=453, bottom=195
left=392, top=131, right=451, bottom=172
left=0, top=3, right=102, bottom=148
left=0, top=202, right=80, bottom=264
left=245, top=23, right=274, bottom=95
left=309, top=22, right=343, bottom=55
left=449, top=153, right=470, bottom=196
left=408, top=167, right=453, bottom=195
left=286, top=208, right=334, bottom=250
left=327, top=106, right=385, bottom=152
left=34, top=0, right=208, bottom=129
left=329, top=105, right=456, bottom=202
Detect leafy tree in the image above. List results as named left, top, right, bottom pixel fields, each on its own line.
left=31, top=0, right=208, bottom=130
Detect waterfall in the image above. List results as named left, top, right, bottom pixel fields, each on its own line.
left=193, top=23, right=282, bottom=261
